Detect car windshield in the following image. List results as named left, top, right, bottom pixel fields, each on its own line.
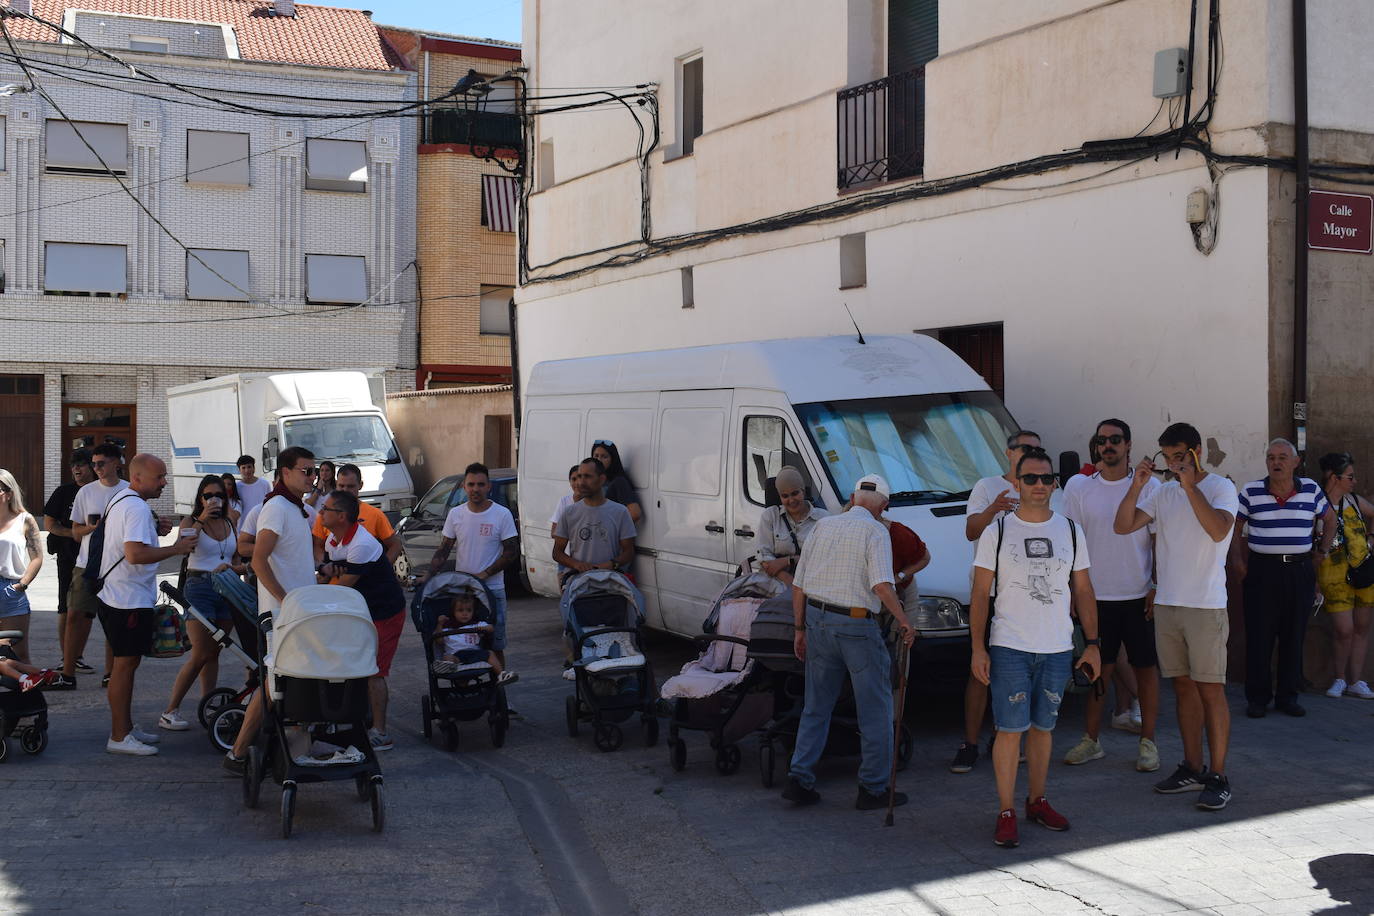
left=282, top=414, right=399, bottom=464
left=793, top=392, right=1019, bottom=506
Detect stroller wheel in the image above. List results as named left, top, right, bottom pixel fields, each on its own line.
left=443, top=721, right=460, bottom=753
left=355, top=773, right=370, bottom=801
left=370, top=778, right=385, bottom=833
left=642, top=716, right=659, bottom=748
left=280, top=782, right=296, bottom=839
left=564, top=696, right=580, bottom=738
left=897, top=724, right=914, bottom=772
left=715, top=744, right=742, bottom=776
left=420, top=695, right=433, bottom=741
left=593, top=723, right=622, bottom=753
left=19, top=725, right=46, bottom=755
left=669, top=737, right=687, bottom=772
left=759, top=740, right=776, bottom=788
left=243, top=746, right=262, bottom=810
left=0, top=736, right=8, bottom=764
left=208, top=705, right=245, bottom=754
left=197, top=687, right=240, bottom=728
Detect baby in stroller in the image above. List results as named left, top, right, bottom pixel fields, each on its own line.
left=432, top=588, right=502, bottom=677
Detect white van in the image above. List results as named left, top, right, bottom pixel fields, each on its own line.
left=518, top=335, right=1029, bottom=684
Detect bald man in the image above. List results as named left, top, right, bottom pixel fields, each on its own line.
left=96, top=454, right=196, bottom=756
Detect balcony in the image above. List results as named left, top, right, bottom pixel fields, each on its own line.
left=424, top=107, right=523, bottom=152
left=836, top=66, right=925, bottom=190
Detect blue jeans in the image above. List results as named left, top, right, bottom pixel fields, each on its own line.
left=788, top=605, right=893, bottom=795
left=988, top=646, right=1072, bottom=733
left=488, top=589, right=507, bottom=651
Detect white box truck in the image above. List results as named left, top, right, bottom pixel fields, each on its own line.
left=168, top=370, right=415, bottom=519
left=518, top=335, right=1045, bottom=690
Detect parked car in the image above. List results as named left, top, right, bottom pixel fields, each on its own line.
left=393, top=468, right=525, bottom=593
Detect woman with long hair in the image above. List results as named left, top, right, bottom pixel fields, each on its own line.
left=219, top=472, right=243, bottom=524
left=307, top=460, right=337, bottom=508
left=1316, top=453, right=1374, bottom=700
left=590, top=439, right=643, bottom=524
left=158, top=475, right=246, bottom=731
left=0, top=469, right=43, bottom=663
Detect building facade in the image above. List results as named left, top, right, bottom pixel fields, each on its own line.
left=517, top=0, right=1374, bottom=488
left=0, top=0, right=417, bottom=511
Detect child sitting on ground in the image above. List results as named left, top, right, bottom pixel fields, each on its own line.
left=432, top=590, right=503, bottom=677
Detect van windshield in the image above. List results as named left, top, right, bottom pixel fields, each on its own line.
left=282, top=414, right=400, bottom=464
left=793, top=392, right=1019, bottom=506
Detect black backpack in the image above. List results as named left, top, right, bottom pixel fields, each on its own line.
left=82, top=491, right=140, bottom=593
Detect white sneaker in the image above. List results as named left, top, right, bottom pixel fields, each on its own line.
left=1326, top=679, right=1348, bottom=698
left=107, top=734, right=159, bottom=756
left=1129, top=699, right=1143, bottom=730
left=158, top=711, right=191, bottom=731
left=1110, top=711, right=1142, bottom=734
left=1345, top=680, right=1374, bottom=699
left=130, top=725, right=161, bottom=745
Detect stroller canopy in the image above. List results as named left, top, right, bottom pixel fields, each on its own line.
left=704, top=571, right=786, bottom=633
left=559, top=570, right=645, bottom=634
left=272, top=585, right=378, bottom=680
left=412, top=571, right=495, bottom=635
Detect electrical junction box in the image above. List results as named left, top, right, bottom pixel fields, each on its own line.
left=1154, top=48, right=1188, bottom=99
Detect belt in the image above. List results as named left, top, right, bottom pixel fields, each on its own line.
left=185, top=569, right=212, bottom=578
left=1250, top=551, right=1312, bottom=564
left=806, top=597, right=873, bottom=619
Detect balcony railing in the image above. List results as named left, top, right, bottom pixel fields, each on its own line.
left=836, top=66, right=925, bottom=190
left=424, top=107, right=523, bottom=151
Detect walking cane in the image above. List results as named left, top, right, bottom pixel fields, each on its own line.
left=885, top=639, right=911, bottom=827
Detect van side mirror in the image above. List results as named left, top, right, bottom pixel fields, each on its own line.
left=262, top=436, right=279, bottom=472
left=1058, top=450, right=1081, bottom=488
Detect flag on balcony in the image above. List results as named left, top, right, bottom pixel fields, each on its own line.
left=482, top=174, right=519, bottom=233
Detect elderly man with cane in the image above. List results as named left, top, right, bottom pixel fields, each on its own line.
left=781, top=474, right=916, bottom=811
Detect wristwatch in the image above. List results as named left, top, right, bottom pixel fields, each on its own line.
left=1084, top=637, right=1101, bottom=646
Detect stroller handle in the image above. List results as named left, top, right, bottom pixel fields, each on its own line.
left=693, top=634, right=750, bottom=650
left=158, top=581, right=188, bottom=607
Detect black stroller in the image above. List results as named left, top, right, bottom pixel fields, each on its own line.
left=0, top=631, right=47, bottom=762
left=561, top=570, right=659, bottom=752
left=411, top=571, right=510, bottom=752
left=240, top=584, right=384, bottom=838
left=660, top=571, right=782, bottom=775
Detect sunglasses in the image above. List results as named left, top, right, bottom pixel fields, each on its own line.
left=592, top=439, right=615, bottom=448
left=294, top=466, right=319, bottom=476
left=1009, top=442, right=1040, bottom=452
left=1091, top=434, right=1126, bottom=446
left=1018, top=473, right=1057, bottom=486
left=319, top=505, right=345, bottom=514
left=92, top=459, right=115, bottom=468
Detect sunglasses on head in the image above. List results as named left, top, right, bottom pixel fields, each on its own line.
left=1092, top=434, right=1126, bottom=446
left=592, top=439, right=615, bottom=448
left=1018, top=473, right=1057, bottom=486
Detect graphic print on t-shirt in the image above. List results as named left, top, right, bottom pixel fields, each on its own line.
left=478, top=523, right=494, bottom=538
left=1009, top=537, right=1067, bottom=606
left=576, top=519, right=608, bottom=546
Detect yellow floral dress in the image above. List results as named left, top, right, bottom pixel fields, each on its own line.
left=1317, top=497, right=1374, bottom=613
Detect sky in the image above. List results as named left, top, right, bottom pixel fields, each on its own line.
left=334, top=0, right=522, bottom=43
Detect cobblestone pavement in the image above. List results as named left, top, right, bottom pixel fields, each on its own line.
left=5, top=558, right=1373, bottom=915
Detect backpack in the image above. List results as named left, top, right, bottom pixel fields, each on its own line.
left=81, top=491, right=140, bottom=593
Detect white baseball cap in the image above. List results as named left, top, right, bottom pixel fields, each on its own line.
left=854, top=474, right=890, bottom=499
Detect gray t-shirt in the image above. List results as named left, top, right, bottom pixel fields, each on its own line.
left=555, top=500, right=637, bottom=567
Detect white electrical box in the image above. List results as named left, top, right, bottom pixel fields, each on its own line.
left=1153, top=48, right=1187, bottom=99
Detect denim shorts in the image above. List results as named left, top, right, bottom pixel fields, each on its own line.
left=184, top=575, right=235, bottom=628
left=0, top=578, right=31, bottom=618
left=988, top=646, right=1073, bottom=733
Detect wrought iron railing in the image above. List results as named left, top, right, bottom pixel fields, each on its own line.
left=836, top=66, right=925, bottom=190
left=424, top=107, right=523, bottom=151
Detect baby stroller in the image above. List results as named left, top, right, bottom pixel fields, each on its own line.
left=158, top=577, right=261, bottom=753
left=411, top=571, right=510, bottom=752
left=0, top=631, right=48, bottom=762
left=561, top=570, right=659, bottom=752
left=660, top=571, right=783, bottom=776
left=241, top=585, right=384, bottom=838
left=749, top=593, right=914, bottom=787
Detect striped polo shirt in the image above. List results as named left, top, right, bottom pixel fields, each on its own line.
left=1237, top=477, right=1330, bottom=554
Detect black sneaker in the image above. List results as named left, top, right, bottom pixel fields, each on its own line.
left=49, top=674, right=77, bottom=690
left=1154, top=761, right=1210, bottom=794
left=1246, top=703, right=1267, bottom=718
left=75, top=658, right=94, bottom=672
left=222, top=752, right=246, bottom=777
left=1276, top=702, right=1306, bottom=718
left=1196, top=773, right=1232, bottom=810
left=101, top=674, right=111, bottom=689
left=781, top=777, right=821, bottom=806
left=950, top=742, right=979, bottom=774
left=856, top=787, right=908, bottom=810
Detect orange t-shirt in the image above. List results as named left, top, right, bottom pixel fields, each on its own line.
left=312, top=500, right=395, bottom=544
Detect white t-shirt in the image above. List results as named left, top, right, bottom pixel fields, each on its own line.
left=550, top=493, right=575, bottom=529
left=441, top=502, right=518, bottom=592
left=1137, top=474, right=1239, bottom=609
left=236, top=477, right=272, bottom=513
left=241, top=502, right=263, bottom=537
left=324, top=522, right=384, bottom=565
left=967, top=473, right=1063, bottom=523
left=71, top=478, right=131, bottom=568
left=974, top=512, right=1089, bottom=654
left=255, top=495, right=317, bottom=615
left=97, top=491, right=159, bottom=609
left=1062, top=473, right=1161, bottom=601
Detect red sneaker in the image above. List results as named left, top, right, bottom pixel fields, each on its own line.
left=19, top=673, right=41, bottom=692
left=994, top=808, right=1019, bottom=847
left=1025, top=795, right=1070, bottom=831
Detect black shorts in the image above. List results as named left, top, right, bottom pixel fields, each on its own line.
left=1097, top=598, right=1157, bottom=669
left=97, top=602, right=154, bottom=658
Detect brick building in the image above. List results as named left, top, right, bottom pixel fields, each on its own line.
left=0, top=0, right=417, bottom=511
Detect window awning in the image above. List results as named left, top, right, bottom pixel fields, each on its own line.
left=482, top=174, right=518, bottom=233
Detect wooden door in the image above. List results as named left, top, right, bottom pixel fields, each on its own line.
left=0, top=375, right=44, bottom=507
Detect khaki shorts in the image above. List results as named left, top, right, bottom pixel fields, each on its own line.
left=1153, top=604, right=1229, bottom=683
left=69, top=569, right=100, bottom=619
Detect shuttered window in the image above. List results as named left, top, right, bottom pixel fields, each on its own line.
left=304, top=139, right=368, bottom=192
left=305, top=254, right=367, bottom=303
left=45, top=120, right=128, bottom=174
left=938, top=323, right=1004, bottom=400
left=888, top=0, right=939, bottom=75
left=186, top=129, right=249, bottom=185
left=44, top=242, right=127, bottom=295
left=186, top=248, right=250, bottom=300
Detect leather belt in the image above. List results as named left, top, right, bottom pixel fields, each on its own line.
left=1250, top=551, right=1312, bottom=564
left=806, top=597, right=873, bottom=619
left=185, top=569, right=212, bottom=578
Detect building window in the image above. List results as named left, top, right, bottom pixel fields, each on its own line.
left=305, top=254, right=366, bottom=303
left=186, top=248, right=250, bottom=300
left=681, top=266, right=694, bottom=308
left=186, top=129, right=249, bottom=185
left=938, top=322, right=1003, bottom=400
left=839, top=233, right=866, bottom=289
left=888, top=0, right=939, bottom=75
left=481, top=174, right=518, bottom=232
left=45, top=120, right=128, bottom=175
left=304, top=138, right=368, bottom=192
left=44, top=242, right=127, bottom=295
left=537, top=139, right=554, bottom=190
left=129, top=35, right=169, bottom=53
left=480, top=285, right=512, bottom=335
left=678, top=54, right=704, bottom=156
left=0, top=117, right=6, bottom=171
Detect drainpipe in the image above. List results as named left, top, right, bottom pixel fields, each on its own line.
left=1291, top=0, right=1310, bottom=453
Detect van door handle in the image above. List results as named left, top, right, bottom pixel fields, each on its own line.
left=704, top=523, right=725, bottom=534
left=734, top=527, right=754, bottom=538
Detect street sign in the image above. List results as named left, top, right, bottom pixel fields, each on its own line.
left=1308, top=189, right=1373, bottom=254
